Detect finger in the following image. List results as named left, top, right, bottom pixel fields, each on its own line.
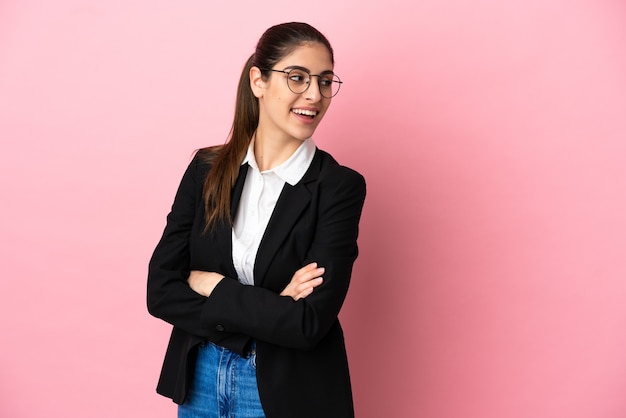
left=295, top=277, right=323, bottom=298
left=296, top=267, right=324, bottom=282
left=309, top=277, right=323, bottom=287
left=294, top=286, right=314, bottom=301
left=296, top=262, right=318, bottom=275
left=303, top=268, right=324, bottom=282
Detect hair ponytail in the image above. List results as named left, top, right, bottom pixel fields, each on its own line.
left=199, top=54, right=258, bottom=231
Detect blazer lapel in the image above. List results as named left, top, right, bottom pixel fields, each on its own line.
left=215, top=163, right=249, bottom=279
left=231, top=163, right=249, bottom=219
left=253, top=151, right=322, bottom=286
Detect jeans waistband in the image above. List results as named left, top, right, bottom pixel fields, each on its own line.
left=202, top=339, right=256, bottom=358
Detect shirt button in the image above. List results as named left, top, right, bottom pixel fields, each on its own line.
left=215, top=324, right=225, bottom=332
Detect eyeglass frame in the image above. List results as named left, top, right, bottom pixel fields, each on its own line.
left=259, top=66, right=343, bottom=98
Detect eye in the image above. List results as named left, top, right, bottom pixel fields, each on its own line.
left=319, top=77, right=334, bottom=88
left=288, top=70, right=308, bottom=85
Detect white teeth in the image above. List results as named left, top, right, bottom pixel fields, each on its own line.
left=292, top=108, right=317, bottom=117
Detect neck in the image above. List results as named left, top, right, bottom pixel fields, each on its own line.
left=253, top=130, right=303, bottom=171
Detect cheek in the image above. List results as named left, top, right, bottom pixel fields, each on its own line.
left=269, top=93, right=288, bottom=108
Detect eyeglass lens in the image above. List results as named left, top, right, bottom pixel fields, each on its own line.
left=286, top=69, right=341, bottom=98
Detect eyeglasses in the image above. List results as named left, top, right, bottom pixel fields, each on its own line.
left=261, top=66, right=342, bottom=98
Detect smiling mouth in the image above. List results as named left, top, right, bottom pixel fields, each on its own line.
left=292, top=108, right=318, bottom=118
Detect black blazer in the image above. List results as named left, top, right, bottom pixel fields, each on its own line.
left=147, top=148, right=366, bottom=418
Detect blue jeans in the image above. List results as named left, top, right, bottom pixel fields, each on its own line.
left=178, top=341, right=266, bottom=418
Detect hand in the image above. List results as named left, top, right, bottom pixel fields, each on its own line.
left=280, top=262, right=324, bottom=301
left=187, top=270, right=225, bottom=297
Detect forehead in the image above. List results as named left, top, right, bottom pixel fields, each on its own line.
left=275, top=43, right=334, bottom=72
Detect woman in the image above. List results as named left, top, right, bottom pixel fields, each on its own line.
left=147, top=22, right=366, bottom=418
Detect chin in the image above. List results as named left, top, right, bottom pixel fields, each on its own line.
left=286, top=130, right=314, bottom=142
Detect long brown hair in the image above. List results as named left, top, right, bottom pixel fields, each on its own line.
left=199, top=22, right=334, bottom=231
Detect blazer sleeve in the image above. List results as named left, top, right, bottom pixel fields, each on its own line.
left=147, top=155, right=233, bottom=342
left=200, top=166, right=366, bottom=350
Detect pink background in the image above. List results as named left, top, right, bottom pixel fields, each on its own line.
left=1, top=1, right=626, bottom=417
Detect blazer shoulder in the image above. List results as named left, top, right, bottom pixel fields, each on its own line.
left=315, top=148, right=366, bottom=187
left=170, top=147, right=220, bottom=202
left=193, top=146, right=222, bottom=175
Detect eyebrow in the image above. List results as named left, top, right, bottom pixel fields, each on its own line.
left=282, top=65, right=335, bottom=76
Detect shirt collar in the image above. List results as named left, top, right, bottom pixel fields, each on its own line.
left=242, top=138, right=316, bottom=186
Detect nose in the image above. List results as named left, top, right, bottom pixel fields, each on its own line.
left=304, top=77, right=322, bottom=102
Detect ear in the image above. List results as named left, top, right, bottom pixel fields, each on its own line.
left=249, top=66, right=266, bottom=98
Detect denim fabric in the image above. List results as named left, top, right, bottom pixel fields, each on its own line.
left=178, top=341, right=265, bottom=418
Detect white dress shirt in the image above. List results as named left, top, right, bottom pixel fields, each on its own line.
left=232, top=138, right=316, bottom=286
